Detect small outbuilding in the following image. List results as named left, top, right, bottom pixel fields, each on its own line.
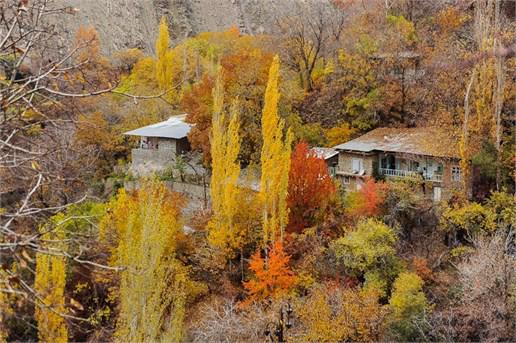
left=124, top=114, right=193, bottom=175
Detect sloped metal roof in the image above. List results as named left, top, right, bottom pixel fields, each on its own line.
left=333, top=127, right=460, bottom=159
left=124, top=114, right=191, bottom=139
left=311, top=147, right=339, bottom=160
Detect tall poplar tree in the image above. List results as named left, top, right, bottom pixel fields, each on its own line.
left=155, top=16, right=171, bottom=90
left=103, top=180, right=196, bottom=343
left=460, top=0, right=507, bottom=191
left=259, top=55, right=293, bottom=245
left=207, top=69, right=242, bottom=254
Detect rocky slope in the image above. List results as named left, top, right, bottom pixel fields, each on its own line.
left=55, top=0, right=294, bottom=55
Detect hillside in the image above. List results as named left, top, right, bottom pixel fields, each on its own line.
left=56, top=0, right=295, bottom=54
left=1, top=0, right=515, bottom=342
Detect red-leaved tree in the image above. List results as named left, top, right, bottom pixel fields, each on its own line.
left=346, top=177, right=388, bottom=218
left=287, top=142, right=336, bottom=232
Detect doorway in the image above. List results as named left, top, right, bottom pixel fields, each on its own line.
left=433, top=187, right=442, bottom=202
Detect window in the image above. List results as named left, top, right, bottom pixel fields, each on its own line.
left=409, top=160, right=420, bottom=172
left=342, top=176, right=350, bottom=185
left=352, top=158, right=364, bottom=172
left=451, top=166, right=461, bottom=182
left=381, top=156, right=387, bottom=169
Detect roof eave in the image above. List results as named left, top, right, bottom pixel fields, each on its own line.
left=123, top=132, right=187, bottom=139
left=336, top=147, right=460, bottom=160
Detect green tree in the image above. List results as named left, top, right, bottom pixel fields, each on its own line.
left=440, top=202, right=496, bottom=241
left=332, top=218, right=401, bottom=294
left=388, top=272, right=430, bottom=341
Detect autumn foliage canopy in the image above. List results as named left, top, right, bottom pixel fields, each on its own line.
left=243, top=241, right=297, bottom=304
left=287, top=141, right=336, bottom=232
left=346, top=177, right=388, bottom=218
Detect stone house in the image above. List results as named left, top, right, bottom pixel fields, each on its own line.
left=124, top=114, right=197, bottom=176
left=370, top=51, right=424, bottom=83
left=333, top=127, right=469, bottom=201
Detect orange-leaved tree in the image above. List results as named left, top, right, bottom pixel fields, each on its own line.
left=182, top=74, right=215, bottom=165
left=180, top=31, right=272, bottom=165
left=287, top=141, right=336, bottom=232
left=346, top=177, right=388, bottom=218
left=243, top=241, right=296, bottom=305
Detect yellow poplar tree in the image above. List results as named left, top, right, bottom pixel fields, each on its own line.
left=155, top=16, right=171, bottom=90
left=34, top=219, right=68, bottom=343
left=104, top=180, right=198, bottom=342
left=259, top=55, right=293, bottom=245
left=460, top=1, right=507, bottom=190
left=0, top=287, right=11, bottom=342
left=207, top=69, right=242, bottom=254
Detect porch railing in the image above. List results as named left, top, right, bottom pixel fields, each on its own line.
left=379, top=168, right=443, bottom=182
left=429, top=174, right=443, bottom=182
left=379, top=168, right=418, bottom=178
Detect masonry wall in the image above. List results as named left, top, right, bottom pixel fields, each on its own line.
left=124, top=180, right=209, bottom=212
left=158, top=138, right=176, bottom=151
left=338, top=175, right=360, bottom=192
left=337, top=152, right=376, bottom=175
left=336, top=152, right=376, bottom=192
left=131, top=137, right=185, bottom=175
left=131, top=148, right=176, bottom=173
left=440, top=159, right=469, bottom=199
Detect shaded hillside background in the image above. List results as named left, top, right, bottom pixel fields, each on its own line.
left=56, top=0, right=299, bottom=54
left=1, top=0, right=514, bottom=342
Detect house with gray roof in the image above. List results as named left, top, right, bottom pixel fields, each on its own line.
left=124, top=114, right=196, bottom=176
left=333, top=127, right=469, bottom=201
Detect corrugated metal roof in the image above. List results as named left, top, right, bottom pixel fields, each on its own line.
left=124, top=114, right=191, bottom=139
left=333, top=127, right=460, bottom=159
left=311, top=147, right=339, bottom=160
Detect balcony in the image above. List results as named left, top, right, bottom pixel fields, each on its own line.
left=380, top=168, right=418, bottom=178
left=379, top=168, right=442, bottom=182
left=336, top=166, right=368, bottom=176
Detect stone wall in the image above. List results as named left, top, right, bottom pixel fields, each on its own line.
left=131, top=148, right=176, bottom=174
left=159, top=138, right=176, bottom=151
left=337, top=152, right=376, bottom=175
left=124, top=180, right=209, bottom=212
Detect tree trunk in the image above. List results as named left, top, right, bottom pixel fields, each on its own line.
left=493, top=0, right=504, bottom=190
